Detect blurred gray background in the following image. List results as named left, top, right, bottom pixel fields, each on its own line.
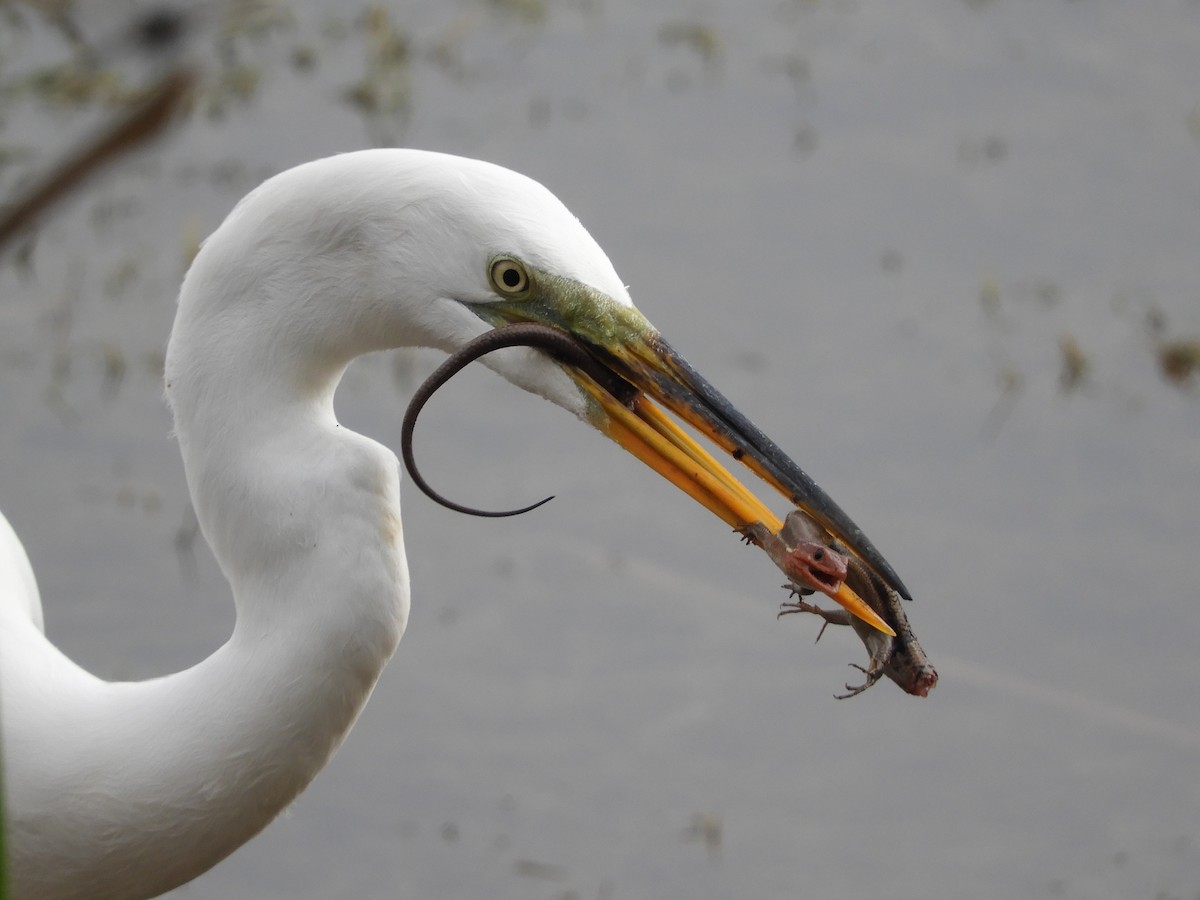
left=1, top=1, right=1198, bottom=897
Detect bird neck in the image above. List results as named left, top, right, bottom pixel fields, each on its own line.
left=6, top=372, right=410, bottom=899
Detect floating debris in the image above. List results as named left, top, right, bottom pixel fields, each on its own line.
left=482, top=0, right=547, bottom=23
left=0, top=68, right=196, bottom=250
left=1187, top=105, right=1200, bottom=148
left=1157, top=338, right=1200, bottom=386
left=683, top=812, right=722, bottom=855
left=512, top=859, right=567, bottom=881
left=979, top=276, right=1002, bottom=318
left=343, top=5, right=412, bottom=141
left=657, top=21, right=722, bottom=66
left=957, top=133, right=1008, bottom=167
left=1058, top=333, right=1088, bottom=391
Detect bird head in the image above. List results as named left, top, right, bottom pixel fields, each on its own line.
left=173, top=149, right=909, bottom=630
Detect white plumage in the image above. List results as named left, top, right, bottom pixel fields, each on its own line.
left=1, top=148, right=904, bottom=899
left=1, top=150, right=634, bottom=899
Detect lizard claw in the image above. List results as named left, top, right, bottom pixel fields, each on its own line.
left=777, top=597, right=821, bottom=618
left=834, top=662, right=884, bottom=699
left=776, top=598, right=838, bottom=644
left=736, top=523, right=767, bottom=548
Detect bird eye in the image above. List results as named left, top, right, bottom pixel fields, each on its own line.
left=489, top=257, right=530, bottom=297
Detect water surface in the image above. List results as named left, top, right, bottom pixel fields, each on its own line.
left=2, top=2, right=1199, bottom=898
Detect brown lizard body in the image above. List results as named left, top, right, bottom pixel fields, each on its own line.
left=745, top=511, right=937, bottom=699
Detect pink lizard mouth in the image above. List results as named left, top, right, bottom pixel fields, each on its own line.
left=780, top=541, right=849, bottom=594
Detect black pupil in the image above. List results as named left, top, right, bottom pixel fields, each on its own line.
left=501, top=267, right=522, bottom=288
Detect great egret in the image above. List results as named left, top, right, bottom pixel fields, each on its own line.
left=0, top=149, right=908, bottom=900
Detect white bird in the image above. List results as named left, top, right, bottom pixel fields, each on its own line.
left=0, top=149, right=908, bottom=900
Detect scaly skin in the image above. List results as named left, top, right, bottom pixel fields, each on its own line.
left=742, top=512, right=850, bottom=598
left=749, top=511, right=937, bottom=699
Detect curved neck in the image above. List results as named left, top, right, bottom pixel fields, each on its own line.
left=6, top=375, right=410, bottom=900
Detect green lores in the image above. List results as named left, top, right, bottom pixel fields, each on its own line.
left=470, top=255, right=656, bottom=352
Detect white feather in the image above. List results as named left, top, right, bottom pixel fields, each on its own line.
left=1, top=150, right=632, bottom=900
